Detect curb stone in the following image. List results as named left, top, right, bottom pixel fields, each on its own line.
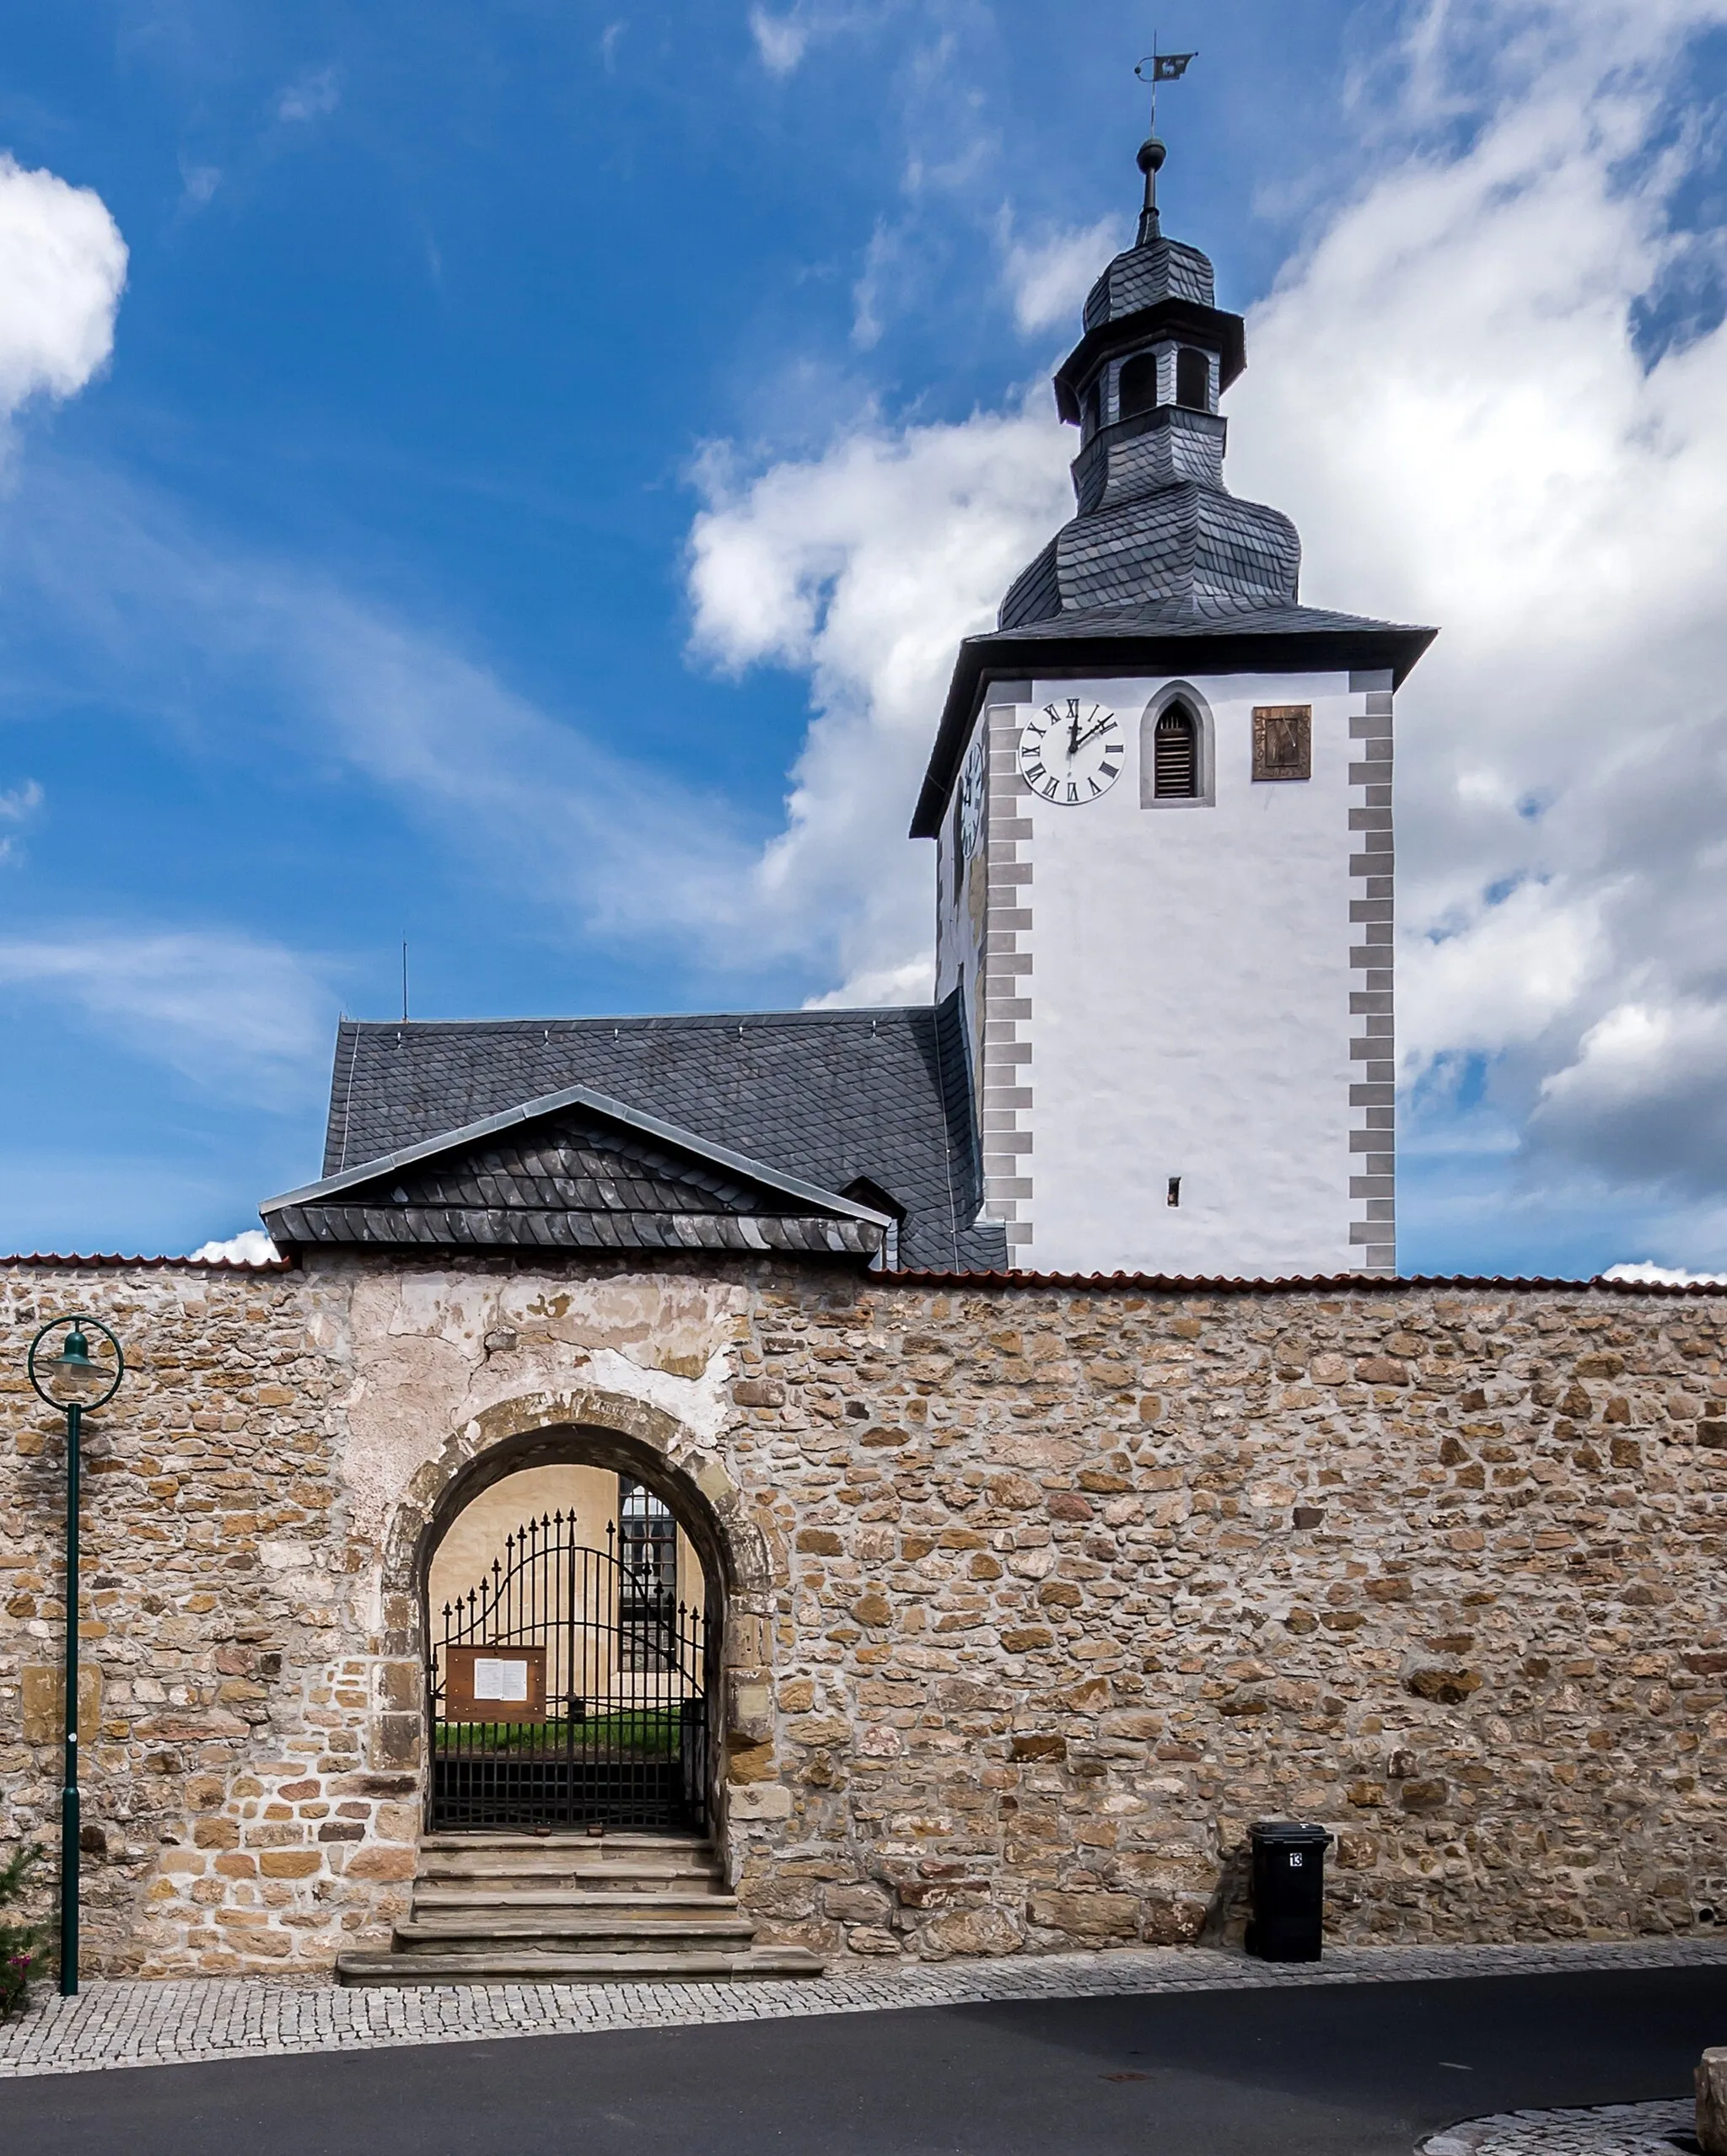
left=1420, top=2100, right=1697, bottom=2155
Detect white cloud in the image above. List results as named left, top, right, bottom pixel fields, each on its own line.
left=1213, top=0, right=1727, bottom=1240
left=0, top=459, right=799, bottom=977
left=1601, top=1259, right=1727, bottom=1285
left=0, top=929, right=334, bottom=1104
left=190, top=1228, right=281, bottom=1265
left=687, top=403, right=1073, bottom=995
left=750, top=8, right=810, bottom=76
left=1401, top=878, right=1607, bottom=1066
left=0, top=153, right=126, bottom=433
left=0, top=777, right=42, bottom=864
left=804, top=956, right=933, bottom=1009
left=851, top=219, right=897, bottom=350
left=748, top=5, right=869, bottom=83
left=1000, top=216, right=1122, bottom=334
left=1531, top=997, right=1727, bottom=1191
left=276, top=67, right=342, bottom=125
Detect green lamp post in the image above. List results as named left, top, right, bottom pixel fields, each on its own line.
left=26, top=1315, right=124, bottom=1997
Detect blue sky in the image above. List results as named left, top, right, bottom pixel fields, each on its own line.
left=3, top=0, right=1727, bottom=1275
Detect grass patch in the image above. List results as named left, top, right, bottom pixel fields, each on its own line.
left=435, top=1707, right=688, bottom=1756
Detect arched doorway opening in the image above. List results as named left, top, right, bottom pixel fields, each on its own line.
left=418, top=1426, right=722, bottom=1836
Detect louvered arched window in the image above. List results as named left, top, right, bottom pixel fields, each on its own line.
left=1153, top=706, right=1197, bottom=798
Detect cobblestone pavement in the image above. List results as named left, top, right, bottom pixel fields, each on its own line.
left=1, top=1935, right=1724, bottom=2080
left=1422, top=2098, right=1700, bottom=2155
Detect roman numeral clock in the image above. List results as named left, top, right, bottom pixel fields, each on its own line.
left=1015, top=700, right=1125, bottom=804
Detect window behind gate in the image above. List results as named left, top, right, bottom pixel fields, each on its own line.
left=618, top=1476, right=678, bottom=1670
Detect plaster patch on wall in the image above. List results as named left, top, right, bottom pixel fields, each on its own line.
left=579, top=1344, right=735, bottom=1444
left=494, top=1273, right=747, bottom=1378
left=337, top=1270, right=742, bottom=1544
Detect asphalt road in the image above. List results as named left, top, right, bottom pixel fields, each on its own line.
left=8, top=1966, right=1724, bottom=2156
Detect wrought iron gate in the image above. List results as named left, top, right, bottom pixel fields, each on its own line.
left=429, top=1511, right=709, bottom=1832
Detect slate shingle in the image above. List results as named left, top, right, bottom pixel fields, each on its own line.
left=271, top=1099, right=890, bottom=1258
left=1083, top=238, right=1217, bottom=328
left=311, top=989, right=1005, bottom=1272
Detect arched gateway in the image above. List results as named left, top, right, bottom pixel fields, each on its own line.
left=419, top=1426, right=722, bottom=1835
left=331, top=1395, right=824, bottom=1982
left=374, top=1383, right=780, bottom=1838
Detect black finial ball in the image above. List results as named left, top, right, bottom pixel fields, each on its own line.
left=1138, top=134, right=1167, bottom=175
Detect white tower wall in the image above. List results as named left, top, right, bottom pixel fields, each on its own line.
left=936, top=667, right=1396, bottom=1277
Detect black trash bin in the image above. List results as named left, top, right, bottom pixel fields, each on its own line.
left=1245, top=1820, right=1332, bottom=1961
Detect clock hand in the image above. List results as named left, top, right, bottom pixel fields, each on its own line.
left=1067, top=710, right=1080, bottom=758
left=1073, top=717, right=1114, bottom=751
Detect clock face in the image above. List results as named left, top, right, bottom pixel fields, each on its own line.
left=1016, top=699, right=1124, bottom=804
left=957, top=736, right=987, bottom=858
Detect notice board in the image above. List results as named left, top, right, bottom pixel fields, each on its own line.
left=442, top=1643, right=548, bottom=1723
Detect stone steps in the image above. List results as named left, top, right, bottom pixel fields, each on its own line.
left=418, top=1888, right=741, bottom=1906
left=412, top=1886, right=740, bottom=1915
left=417, top=1831, right=713, bottom=1852
left=336, top=1947, right=826, bottom=1985
left=415, top=1833, right=721, bottom=1889
left=417, top=1857, right=723, bottom=1889
left=335, top=1831, right=823, bottom=1987
left=393, top=1914, right=758, bottom=1952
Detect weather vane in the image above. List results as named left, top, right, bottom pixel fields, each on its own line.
left=1134, top=35, right=1197, bottom=137
left=1132, top=36, right=1196, bottom=243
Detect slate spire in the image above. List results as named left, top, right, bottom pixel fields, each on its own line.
left=912, top=123, right=1438, bottom=846
left=996, top=132, right=1303, bottom=628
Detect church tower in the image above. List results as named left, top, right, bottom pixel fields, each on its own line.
left=917, top=132, right=1435, bottom=1278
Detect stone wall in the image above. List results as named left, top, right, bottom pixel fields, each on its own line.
left=733, top=1276, right=1727, bottom=1959
left=0, top=1256, right=761, bottom=1978
left=2, top=1254, right=1724, bottom=1977
left=0, top=1261, right=414, bottom=1978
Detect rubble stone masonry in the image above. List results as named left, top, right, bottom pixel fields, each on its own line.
left=2, top=1255, right=1724, bottom=1976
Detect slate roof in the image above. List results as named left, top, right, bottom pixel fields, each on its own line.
left=298, top=992, right=1006, bottom=1271
left=998, top=483, right=1302, bottom=627
left=976, top=597, right=1427, bottom=644
left=263, top=1085, right=890, bottom=1258
left=1083, top=235, right=1217, bottom=325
